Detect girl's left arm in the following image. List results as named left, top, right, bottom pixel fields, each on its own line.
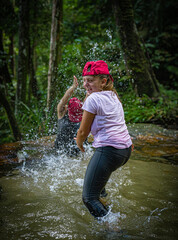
left=76, top=110, right=95, bottom=152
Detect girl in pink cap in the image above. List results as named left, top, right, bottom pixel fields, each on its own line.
left=55, top=76, right=83, bottom=156
left=76, top=60, right=133, bottom=218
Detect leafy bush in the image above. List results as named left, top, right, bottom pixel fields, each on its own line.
left=121, top=85, right=177, bottom=126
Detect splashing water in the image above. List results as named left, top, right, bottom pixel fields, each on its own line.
left=0, top=126, right=178, bottom=240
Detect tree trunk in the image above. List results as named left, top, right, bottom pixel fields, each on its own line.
left=0, top=30, right=12, bottom=86
left=0, top=30, right=21, bottom=141
left=112, top=0, right=159, bottom=97
left=8, top=35, right=15, bottom=78
left=27, top=0, right=41, bottom=103
left=16, top=0, right=29, bottom=106
left=28, top=42, right=40, bottom=101
left=47, top=0, right=63, bottom=118
left=0, top=30, right=15, bottom=106
left=0, top=89, right=22, bottom=141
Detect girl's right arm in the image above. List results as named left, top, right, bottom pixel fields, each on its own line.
left=76, top=110, right=95, bottom=152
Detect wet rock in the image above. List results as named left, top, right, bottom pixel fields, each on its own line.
left=0, top=135, right=56, bottom=167
left=0, top=124, right=177, bottom=169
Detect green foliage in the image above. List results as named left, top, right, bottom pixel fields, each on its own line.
left=0, top=108, right=15, bottom=144
left=14, top=97, right=58, bottom=142
left=0, top=0, right=177, bottom=144
left=122, top=86, right=178, bottom=125
left=63, top=0, right=114, bottom=43
left=0, top=0, right=18, bottom=34
left=133, top=0, right=178, bottom=89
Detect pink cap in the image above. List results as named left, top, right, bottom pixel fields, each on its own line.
left=68, top=97, right=83, bottom=123
left=82, top=60, right=114, bottom=82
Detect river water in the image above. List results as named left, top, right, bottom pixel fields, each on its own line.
left=0, top=124, right=177, bottom=240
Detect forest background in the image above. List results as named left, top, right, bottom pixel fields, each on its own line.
left=0, top=0, right=177, bottom=145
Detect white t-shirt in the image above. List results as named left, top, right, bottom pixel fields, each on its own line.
left=82, top=91, right=132, bottom=149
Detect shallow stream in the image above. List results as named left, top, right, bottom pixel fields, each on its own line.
left=0, top=124, right=177, bottom=240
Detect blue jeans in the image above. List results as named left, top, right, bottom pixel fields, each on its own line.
left=82, top=146, right=132, bottom=218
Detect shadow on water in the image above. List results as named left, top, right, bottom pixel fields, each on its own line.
left=0, top=124, right=177, bottom=240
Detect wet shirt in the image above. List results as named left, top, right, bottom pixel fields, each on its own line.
left=55, top=114, right=80, bottom=155
left=82, top=91, right=132, bottom=149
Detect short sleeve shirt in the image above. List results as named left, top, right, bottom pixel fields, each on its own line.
left=82, top=91, right=132, bottom=149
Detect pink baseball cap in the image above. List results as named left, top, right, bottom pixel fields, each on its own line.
left=82, top=60, right=114, bottom=82
left=68, top=97, right=83, bottom=123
